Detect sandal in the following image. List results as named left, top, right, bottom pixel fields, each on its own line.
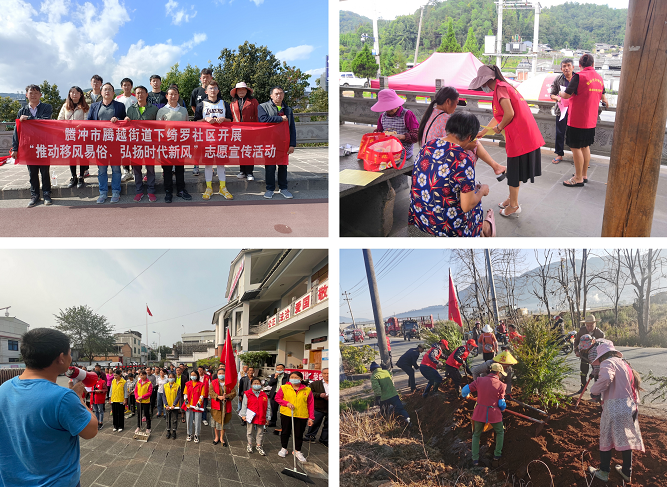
left=500, top=205, right=521, bottom=217
left=552, top=157, right=562, bottom=164
left=498, top=199, right=510, bottom=209
left=483, top=209, right=496, bottom=237
left=563, top=177, right=584, bottom=187
left=571, top=174, right=588, bottom=183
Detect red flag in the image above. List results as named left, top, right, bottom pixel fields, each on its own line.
left=448, top=270, right=463, bottom=328
left=146, top=306, right=153, bottom=317
left=220, top=328, right=237, bottom=390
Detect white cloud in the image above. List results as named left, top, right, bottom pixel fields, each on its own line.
left=275, top=45, right=315, bottom=62
left=249, top=0, right=264, bottom=5
left=164, top=0, right=196, bottom=25
left=0, top=0, right=203, bottom=95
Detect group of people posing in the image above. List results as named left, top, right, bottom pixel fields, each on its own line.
left=369, top=54, right=607, bottom=237
left=10, top=68, right=297, bottom=207
left=368, top=315, right=644, bottom=482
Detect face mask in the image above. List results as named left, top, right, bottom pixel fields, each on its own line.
left=218, top=374, right=225, bottom=380
left=191, top=376, right=197, bottom=381
left=168, top=378, right=175, bottom=383
left=252, top=384, right=262, bottom=391
left=277, top=370, right=284, bottom=375
left=481, top=85, right=492, bottom=93
left=290, top=378, right=301, bottom=385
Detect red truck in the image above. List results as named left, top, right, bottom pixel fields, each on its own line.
left=385, top=315, right=435, bottom=339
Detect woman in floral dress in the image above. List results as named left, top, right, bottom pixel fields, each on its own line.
left=408, top=111, right=495, bottom=237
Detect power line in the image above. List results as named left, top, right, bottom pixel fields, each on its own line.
left=96, top=250, right=170, bottom=312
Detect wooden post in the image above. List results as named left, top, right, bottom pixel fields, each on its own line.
left=601, top=0, right=667, bottom=236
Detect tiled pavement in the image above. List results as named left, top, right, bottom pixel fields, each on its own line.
left=340, top=124, right=667, bottom=237
left=0, top=148, right=328, bottom=200
left=78, top=409, right=328, bottom=487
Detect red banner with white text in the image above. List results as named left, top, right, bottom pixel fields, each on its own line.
left=16, top=119, right=289, bottom=166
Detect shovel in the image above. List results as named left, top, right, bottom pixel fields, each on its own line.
left=466, top=396, right=546, bottom=435
left=280, top=409, right=314, bottom=483
left=507, top=397, right=550, bottom=420
left=575, top=377, right=592, bottom=409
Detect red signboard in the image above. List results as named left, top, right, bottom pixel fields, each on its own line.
left=227, top=259, right=244, bottom=299
left=317, top=283, right=329, bottom=302
left=284, top=368, right=323, bottom=381
left=16, top=119, right=289, bottom=166
left=294, top=293, right=312, bottom=315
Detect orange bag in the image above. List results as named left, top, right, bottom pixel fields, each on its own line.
left=358, top=132, right=387, bottom=161
left=363, top=136, right=406, bottom=172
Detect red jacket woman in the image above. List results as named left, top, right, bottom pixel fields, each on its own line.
left=230, top=82, right=259, bottom=179
left=183, top=380, right=205, bottom=411
left=91, top=379, right=107, bottom=405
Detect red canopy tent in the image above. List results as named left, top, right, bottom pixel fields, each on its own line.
left=370, top=52, right=492, bottom=98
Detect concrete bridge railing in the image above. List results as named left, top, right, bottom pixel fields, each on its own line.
left=340, top=86, right=667, bottom=164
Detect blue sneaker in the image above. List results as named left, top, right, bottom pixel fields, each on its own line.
left=279, top=189, right=293, bottom=199
left=263, top=190, right=274, bottom=199
left=110, top=191, right=120, bottom=203
left=97, top=194, right=107, bottom=204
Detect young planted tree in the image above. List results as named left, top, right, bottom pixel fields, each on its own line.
left=461, top=27, right=479, bottom=57
left=351, top=43, right=379, bottom=85
left=421, top=320, right=465, bottom=351
left=437, top=18, right=461, bottom=53
left=238, top=351, right=271, bottom=369
left=54, top=305, right=115, bottom=364
left=340, top=343, right=377, bottom=375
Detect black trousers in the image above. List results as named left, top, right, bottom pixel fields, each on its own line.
left=580, top=359, right=590, bottom=386
left=240, top=164, right=254, bottom=175
left=555, top=112, right=568, bottom=157
left=268, top=398, right=279, bottom=426
left=138, top=403, right=151, bottom=429
left=128, top=395, right=136, bottom=414
left=305, top=409, right=328, bottom=443
left=111, top=402, right=125, bottom=430
left=28, top=165, right=50, bottom=196
left=445, top=364, right=462, bottom=389
left=600, top=449, right=632, bottom=477
left=162, top=165, right=185, bottom=193
left=265, top=165, right=287, bottom=191
left=483, top=352, right=495, bottom=362
left=280, top=413, right=308, bottom=451
left=166, top=408, right=179, bottom=431
left=69, top=165, right=89, bottom=178
left=150, top=389, right=158, bottom=415
left=399, top=365, right=416, bottom=391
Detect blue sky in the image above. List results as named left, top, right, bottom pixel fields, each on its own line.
left=0, top=249, right=241, bottom=347
left=0, top=0, right=328, bottom=96
left=340, top=249, right=548, bottom=321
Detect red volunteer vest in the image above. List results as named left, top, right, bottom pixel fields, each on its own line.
left=446, top=346, right=470, bottom=368
left=492, top=80, right=545, bottom=158
left=183, top=380, right=204, bottom=410
left=210, top=379, right=233, bottom=413
left=421, top=346, right=441, bottom=369
left=567, top=67, right=604, bottom=129
left=244, top=389, right=269, bottom=425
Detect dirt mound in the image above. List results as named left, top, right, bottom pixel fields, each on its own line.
left=341, top=383, right=667, bottom=487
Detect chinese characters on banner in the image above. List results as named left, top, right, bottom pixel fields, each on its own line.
left=17, top=119, right=289, bottom=166
left=317, top=283, right=329, bottom=302
left=279, top=307, right=291, bottom=324
left=284, top=369, right=323, bottom=381
left=267, top=316, right=277, bottom=329
left=294, top=293, right=311, bottom=316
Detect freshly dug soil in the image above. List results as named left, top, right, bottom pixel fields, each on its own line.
left=341, top=381, right=667, bottom=487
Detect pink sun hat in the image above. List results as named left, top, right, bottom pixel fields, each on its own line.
left=592, top=339, right=620, bottom=364
left=371, top=89, right=405, bottom=112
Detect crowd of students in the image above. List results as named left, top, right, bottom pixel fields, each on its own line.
left=9, top=68, right=297, bottom=208
left=79, top=362, right=328, bottom=462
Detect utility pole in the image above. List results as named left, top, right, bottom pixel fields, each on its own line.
left=342, top=291, right=356, bottom=327
left=485, top=249, right=500, bottom=324
left=362, top=249, right=390, bottom=369
left=601, top=1, right=667, bottom=236
left=413, top=5, right=425, bottom=66
left=496, top=0, right=504, bottom=67
left=372, top=16, right=381, bottom=78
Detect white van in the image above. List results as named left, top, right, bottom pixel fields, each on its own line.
left=339, top=72, right=369, bottom=88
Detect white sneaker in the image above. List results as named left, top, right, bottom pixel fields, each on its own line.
left=294, top=451, right=307, bottom=463
left=246, top=444, right=253, bottom=453
left=194, top=435, right=199, bottom=443
left=256, top=446, right=266, bottom=456
left=278, top=448, right=288, bottom=458
left=118, top=429, right=123, bottom=432
left=202, top=420, right=209, bottom=426
left=247, top=174, right=255, bottom=181
left=236, top=172, right=247, bottom=179
left=187, top=435, right=192, bottom=442
left=113, top=428, right=117, bottom=432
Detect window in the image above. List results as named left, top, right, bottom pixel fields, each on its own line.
left=8, top=340, right=19, bottom=351
left=311, top=264, right=328, bottom=284
left=8, top=358, right=19, bottom=363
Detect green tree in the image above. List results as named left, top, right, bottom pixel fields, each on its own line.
left=305, top=78, right=328, bottom=118
left=214, top=41, right=311, bottom=110
left=39, top=80, right=64, bottom=120
left=0, top=96, right=21, bottom=122
left=340, top=343, right=377, bottom=374
left=162, top=62, right=203, bottom=116
left=351, top=43, right=379, bottom=83
left=197, top=356, right=221, bottom=369
left=437, top=18, right=461, bottom=53
left=462, top=27, right=480, bottom=56
left=238, top=351, right=271, bottom=368
left=54, top=305, right=115, bottom=364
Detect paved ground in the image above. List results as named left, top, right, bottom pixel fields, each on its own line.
left=346, top=336, right=667, bottom=417
left=340, top=124, right=667, bottom=237
left=54, top=377, right=328, bottom=487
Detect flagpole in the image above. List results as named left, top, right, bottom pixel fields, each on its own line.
left=146, top=303, right=148, bottom=365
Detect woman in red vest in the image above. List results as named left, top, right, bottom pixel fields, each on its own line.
left=469, top=65, right=545, bottom=217
left=183, top=369, right=205, bottom=443
left=558, top=54, right=608, bottom=187
left=240, top=377, right=271, bottom=455
left=91, top=371, right=107, bottom=430
left=209, top=365, right=237, bottom=446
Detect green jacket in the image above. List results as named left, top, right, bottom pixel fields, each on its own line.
left=125, top=103, right=159, bottom=120
left=371, top=368, right=398, bottom=401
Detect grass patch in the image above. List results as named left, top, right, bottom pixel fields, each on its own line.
left=340, top=397, right=374, bottom=413
left=341, top=379, right=364, bottom=389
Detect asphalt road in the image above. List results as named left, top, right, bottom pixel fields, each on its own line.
left=350, top=336, right=667, bottom=416
left=0, top=191, right=328, bottom=237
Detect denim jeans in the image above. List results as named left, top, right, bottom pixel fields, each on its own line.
left=156, top=393, right=165, bottom=416
left=202, top=398, right=208, bottom=421
left=92, top=403, right=104, bottom=423
left=98, top=165, right=121, bottom=194
left=265, top=164, right=287, bottom=191
left=420, top=364, right=443, bottom=395
left=380, top=395, right=409, bottom=421
left=186, top=409, right=202, bottom=436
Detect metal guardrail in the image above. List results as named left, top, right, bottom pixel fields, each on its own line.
left=250, top=279, right=329, bottom=335
left=0, top=367, right=24, bottom=385
left=340, top=86, right=667, bottom=164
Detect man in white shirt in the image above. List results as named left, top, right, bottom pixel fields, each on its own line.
left=116, top=77, right=138, bottom=181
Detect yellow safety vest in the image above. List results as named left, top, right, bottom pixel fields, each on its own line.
left=136, top=380, right=152, bottom=404
left=164, top=382, right=180, bottom=408
left=110, top=378, right=126, bottom=403
left=279, top=384, right=311, bottom=419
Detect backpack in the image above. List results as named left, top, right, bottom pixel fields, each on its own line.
left=482, top=333, right=494, bottom=353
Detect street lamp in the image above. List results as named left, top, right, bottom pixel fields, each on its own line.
left=152, top=331, right=161, bottom=361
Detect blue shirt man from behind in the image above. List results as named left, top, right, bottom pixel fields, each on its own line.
left=0, top=328, right=98, bottom=487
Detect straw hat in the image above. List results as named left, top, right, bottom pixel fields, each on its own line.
left=581, top=314, right=597, bottom=324
left=230, top=82, right=253, bottom=98
left=493, top=350, right=518, bottom=365
left=490, top=362, right=507, bottom=376
left=482, top=324, right=493, bottom=333
left=468, top=65, right=496, bottom=90
left=370, top=89, right=405, bottom=112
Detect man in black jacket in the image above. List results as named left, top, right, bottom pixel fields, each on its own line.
left=258, top=86, right=295, bottom=200
left=10, top=84, right=53, bottom=207
left=303, top=368, right=328, bottom=446
left=266, top=363, right=288, bottom=428
left=549, top=58, right=574, bottom=164
left=237, top=367, right=255, bottom=425
left=396, top=344, right=424, bottom=392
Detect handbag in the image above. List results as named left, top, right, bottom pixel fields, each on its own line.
left=358, top=132, right=388, bottom=161
left=363, top=136, right=407, bottom=172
